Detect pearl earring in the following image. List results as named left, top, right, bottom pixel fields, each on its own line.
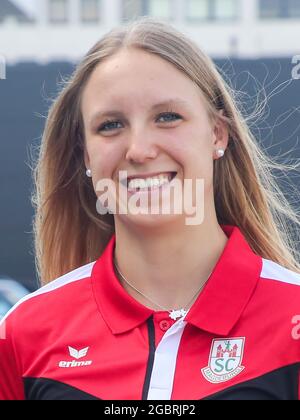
left=86, top=169, right=92, bottom=178
left=216, top=149, right=225, bottom=158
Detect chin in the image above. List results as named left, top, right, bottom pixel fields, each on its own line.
left=115, top=211, right=184, bottom=230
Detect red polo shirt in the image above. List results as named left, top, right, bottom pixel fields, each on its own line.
left=0, top=225, right=300, bottom=400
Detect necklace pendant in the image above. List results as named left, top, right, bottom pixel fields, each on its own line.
left=169, top=309, right=187, bottom=321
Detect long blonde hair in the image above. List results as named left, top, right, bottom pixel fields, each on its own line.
left=32, top=17, right=300, bottom=285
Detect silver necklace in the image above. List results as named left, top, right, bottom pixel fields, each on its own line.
left=113, top=257, right=212, bottom=321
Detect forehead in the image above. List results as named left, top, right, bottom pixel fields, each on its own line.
left=81, top=49, right=206, bottom=113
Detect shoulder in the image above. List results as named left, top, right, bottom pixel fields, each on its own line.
left=260, top=258, right=300, bottom=288
left=256, top=259, right=300, bottom=354
left=1, top=261, right=97, bottom=328
left=257, top=258, right=300, bottom=306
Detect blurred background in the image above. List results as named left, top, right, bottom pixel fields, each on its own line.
left=0, top=0, right=299, bottom=305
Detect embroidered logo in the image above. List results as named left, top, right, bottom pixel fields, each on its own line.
left=201, top=337, right=245, bottom=383
left=58, top=347, right=93, bottom=368
left=68, top=346, right=89, bottom=360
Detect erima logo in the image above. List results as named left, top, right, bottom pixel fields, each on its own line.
left=69, top=346, right=89, bottom=360
left=58, top=347, right=93, bottom=368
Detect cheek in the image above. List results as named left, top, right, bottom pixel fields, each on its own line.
left=86, top=140, right=121, bottom=178
left=169, top=127, right=213, bottom=173
left=173, top=135, right=214, bottom=197
left=173, top=122, right=212, bottom=153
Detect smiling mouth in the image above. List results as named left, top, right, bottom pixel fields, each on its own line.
left=120, top=171, right=177, bottom=192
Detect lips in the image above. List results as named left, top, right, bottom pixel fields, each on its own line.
left=119, top=171, right=177, bottom=187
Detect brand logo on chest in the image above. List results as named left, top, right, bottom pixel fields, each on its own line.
left=58, top=346, right=93, bottom=368
left=202, top=337, right=245, bottom=383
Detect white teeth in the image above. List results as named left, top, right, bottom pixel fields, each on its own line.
left=127, top=173, right=174, bottom=191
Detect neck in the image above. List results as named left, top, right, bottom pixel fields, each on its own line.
left=113, top=211, right=228, bottom=311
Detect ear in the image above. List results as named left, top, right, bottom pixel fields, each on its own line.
left=212, top=110, right=229, bottom=153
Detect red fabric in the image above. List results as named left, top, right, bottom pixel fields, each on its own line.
left=0, top=225, right=299, bottom=400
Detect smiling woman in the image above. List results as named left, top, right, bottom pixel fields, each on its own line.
left=1, top=16, right=300, bottom=401
left=32, top=17, right=300, bottom=284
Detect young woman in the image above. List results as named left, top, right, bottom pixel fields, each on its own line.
left=1, top=17, right=300, bottom=401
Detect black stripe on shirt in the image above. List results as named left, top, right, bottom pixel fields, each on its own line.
left=142, top=316, right=156, bottom=400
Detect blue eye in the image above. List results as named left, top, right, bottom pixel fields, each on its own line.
left=98, top=120, right=122, bottom=132
left=157, top=112, right=182, bottom=123
left=97, top=112, right=181, bottom=132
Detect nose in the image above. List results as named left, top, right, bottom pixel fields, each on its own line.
left=125, top=130, right=158, bottom=164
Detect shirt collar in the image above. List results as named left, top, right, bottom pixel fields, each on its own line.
left=185, top=225, right=262, bottom=335
left=91, top=225, right=262, bottom=335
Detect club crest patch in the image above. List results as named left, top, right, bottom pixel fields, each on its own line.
left=201, top=337, right=245, bottom=383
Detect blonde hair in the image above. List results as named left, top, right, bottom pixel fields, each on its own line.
left=32, top=17, right=300, bottom=285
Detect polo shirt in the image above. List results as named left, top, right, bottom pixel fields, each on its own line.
left=0, top=225, right=300, bottom=400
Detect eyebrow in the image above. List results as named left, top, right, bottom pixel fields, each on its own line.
left=88, top=98, right=190, bottom=126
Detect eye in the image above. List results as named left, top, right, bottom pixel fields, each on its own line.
left=97, top=120, right=122, bottom=132
left=156, top=112, right=182, bottom=123
left=97, top=111, right=182, bottom=133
